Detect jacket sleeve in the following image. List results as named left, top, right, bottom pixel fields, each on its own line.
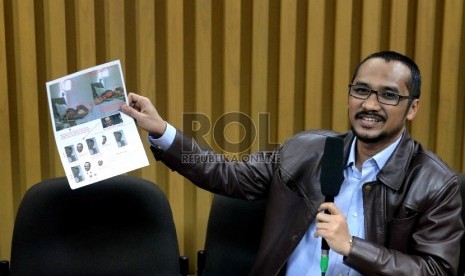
left=151, top=129, right=279, bottom=200
left=344, top=178, right=464, bottom=276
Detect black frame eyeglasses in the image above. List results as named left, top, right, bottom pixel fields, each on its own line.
left=348, top=84, right=416, bottom=106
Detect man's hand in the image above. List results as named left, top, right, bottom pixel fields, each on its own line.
left=314, top=202, right=352, bottom=256
left=120, top=93, right=167, bottom=136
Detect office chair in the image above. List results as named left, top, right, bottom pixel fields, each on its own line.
left=458, top=173, right=465, bottom=276
left=197, top=194, right=267, bottom=276
left=4, top=175, right=187, bottom=276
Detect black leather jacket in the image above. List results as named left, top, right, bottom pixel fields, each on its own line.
left=152, top=129, right=464, bottom=275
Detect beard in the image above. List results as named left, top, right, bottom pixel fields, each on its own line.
left=351, top=125, right=388, bottom=144
left=351, top=110, right=388, bottom=144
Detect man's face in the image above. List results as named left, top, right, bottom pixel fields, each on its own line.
left=348, top=58, right=419, bottom=148
left=77, top=143, right=83, bottom=152
left=114, top=132, right=122, bottom=141
left=66, top=109, right=77, bottom=119
left=65, top=147, right=73, bottom=156
left=87, top=139, right=94, bottom=148
left=84, top=162, right=91, bottom=171
left=104, top=117, right=112, bottom=126
left=72, top=167, right=80, bottom=176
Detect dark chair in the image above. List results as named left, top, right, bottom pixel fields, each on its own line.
left=458, top=173, right=465, bottom=276
left=197, top=194, right=267, bottom=276
left=2, top=175, right=187, bottom=276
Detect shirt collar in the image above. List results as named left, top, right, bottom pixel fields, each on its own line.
left=346, top=135, right=403, bottom=170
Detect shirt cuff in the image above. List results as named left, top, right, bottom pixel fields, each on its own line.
left=147, top=123, right=176, bottom=151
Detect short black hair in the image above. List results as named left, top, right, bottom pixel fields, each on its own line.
left=351, top=51, right=421, bottom=99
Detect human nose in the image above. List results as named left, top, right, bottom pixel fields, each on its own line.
left=361, top=91, right=381, bottom=109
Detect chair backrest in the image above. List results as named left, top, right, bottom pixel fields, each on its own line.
left=459, top=173, right=465, bottom=276
left=9, top=175, right=181, bottom=276
left=201, top=195, right=267, bottom=276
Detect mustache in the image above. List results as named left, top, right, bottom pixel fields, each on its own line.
left=355, top=110, right=386, bottom=121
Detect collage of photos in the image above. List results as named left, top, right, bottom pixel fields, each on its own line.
left=64, top=125, right=129, bottom=184
left=48, top=64, right=127, bottom=131
left=46, top=61, right=149, bottom=189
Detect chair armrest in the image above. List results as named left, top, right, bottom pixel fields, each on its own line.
left=197, top=250, right=206, bottom=276
left=0, top=260, right=9, bottom=276
left=180, top=255, right=189, bottom=276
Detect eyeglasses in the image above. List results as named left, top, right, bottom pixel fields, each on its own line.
left=348, top=84, right=415, bottom=106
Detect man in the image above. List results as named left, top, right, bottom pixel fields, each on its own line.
left=94, top=88, right=125, bottom=105
left=121, top=51, right=463, bottom=275
left=65, top=104, right=89, bottom=120
left=103, top=116, right=113, bottom=128
left=65, top=146, right=76, bottom=162
left=72, top=166, right=83, bottom=183
left=84, top=162, right=91, bottom=172
left=114, top=131, right=126, bottom=147
left=84, top=161, right=92, bottom=178
left=76, top=143, right=84, bottom=153
left=86, top=138, right=98, bottom=155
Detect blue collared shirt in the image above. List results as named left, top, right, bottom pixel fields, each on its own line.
left=286, top=136, right=401, bottom=276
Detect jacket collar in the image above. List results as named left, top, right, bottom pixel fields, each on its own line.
left=343, top=129, right=415, bottom=191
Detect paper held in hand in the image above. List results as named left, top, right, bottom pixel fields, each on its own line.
left=46, top=60, right=149, bottom=189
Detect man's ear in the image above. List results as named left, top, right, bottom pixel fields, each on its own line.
left=406, top=99, right=419, bottom=121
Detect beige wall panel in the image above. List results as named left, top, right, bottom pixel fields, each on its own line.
left=105, top=0, right=125, bottom=65
left=152, top=0, right=170, bottom=193
left=251, top=0, right=270, bottom=152
left=195, top=0, right=213, bottom=130
left=12, top=0, right=41, bottom=192
left=360, top=0, right=386, bottom=56
left=436, top=0, right=463, bottom=168
left=75, top=0, right=96, bottom=68
left=389, top=0, right=411, bottom=53
left=135, top=0, right=159, bottom=183
left=195, top=0, right=213, bottom=116
left=165, top=0, right=188, bottom=254
left=332, top=0, right=357, bottom=132
left=0, top=0, right=14, bottom=261
left=44, top=0, right=68, bottom=177
left=412, top=1, right=441, bottom=150
left=277, top=0, right=297, bottom=142
left=44, top=0, right=67, bottom=68
left=194, top=0, right=214, bottom=256
left=305, top=0, right=332, bottom=129
left=222, top=0, right=242, bottom=155
left=166, top=0, right=184, bottom=128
